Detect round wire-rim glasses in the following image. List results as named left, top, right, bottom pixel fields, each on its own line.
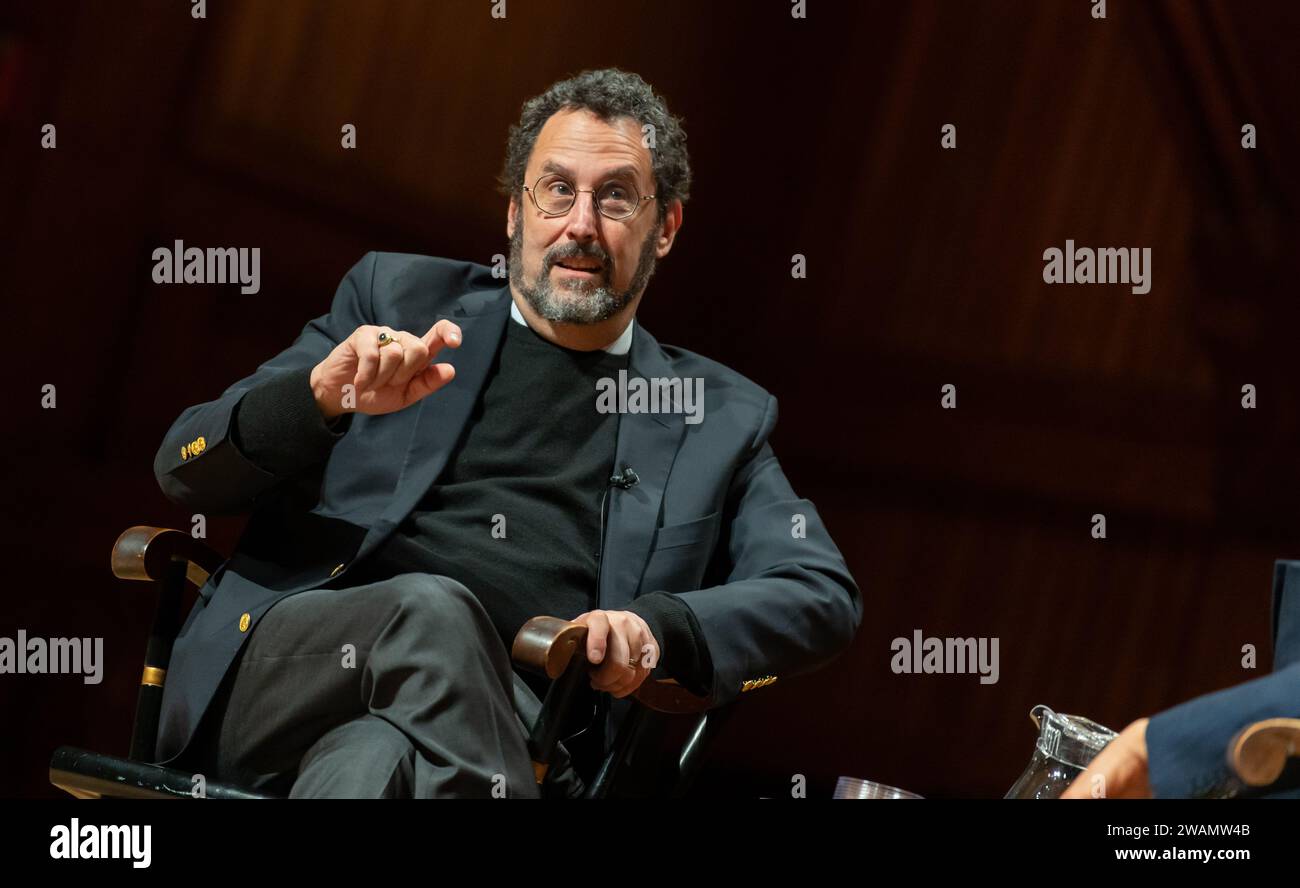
left=523, top=172, right=656, bottom=221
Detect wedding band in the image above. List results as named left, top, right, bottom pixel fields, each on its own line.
left=377, top=330, right=400, bottom=348
left=628, top=657, right=639, bottom=669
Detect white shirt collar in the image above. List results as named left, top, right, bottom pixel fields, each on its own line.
left=509, top=298, right=634, bottom=356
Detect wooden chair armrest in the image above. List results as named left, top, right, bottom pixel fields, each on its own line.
left=511, top=616, right=714, bottom=714
left=1229, top=717, right=1300, bottom=787
left=112, top=525, right=225, bottom=588
left=511, top=616, right=588, bottom=679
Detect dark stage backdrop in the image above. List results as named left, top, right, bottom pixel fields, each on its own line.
left=2, top=0, right=1298, bottom=798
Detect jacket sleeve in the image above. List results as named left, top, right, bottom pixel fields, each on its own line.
left=671, top=394, right=864, bottom=707
left=625, top=589, right=714, bottom=697
left=1146, top=558, right=1300, bottom=798
left=1146, top=661, right=1300, bottom=798
left=152, top=252, right=377, bottom=515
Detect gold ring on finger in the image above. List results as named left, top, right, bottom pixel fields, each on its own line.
left=377, top=330, right=401, bottom=348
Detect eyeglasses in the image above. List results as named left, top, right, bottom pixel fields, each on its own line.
left=523, top=172, right=655, bottom=221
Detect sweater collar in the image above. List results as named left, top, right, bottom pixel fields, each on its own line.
left=509, top=298, right=634, bottom=356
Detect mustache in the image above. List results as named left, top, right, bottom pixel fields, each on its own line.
left=547, top=246, right=611, bottom=268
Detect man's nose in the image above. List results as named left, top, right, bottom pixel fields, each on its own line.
left=562, top=193, right=601, bottom=241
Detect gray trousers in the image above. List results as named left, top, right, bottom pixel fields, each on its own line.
left=193, top=572, right=585, bottom=798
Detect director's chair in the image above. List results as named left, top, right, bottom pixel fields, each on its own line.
left=49, top=526, right=734, bottom=799
left=1228, top=718, right=1300, bottom=797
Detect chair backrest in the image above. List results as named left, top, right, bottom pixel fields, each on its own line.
left=110, top=526, right=225, bottom=764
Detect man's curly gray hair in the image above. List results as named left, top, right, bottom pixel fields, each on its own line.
left=498, top=68, right=691, bottom=223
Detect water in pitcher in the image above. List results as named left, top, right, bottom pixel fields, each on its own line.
left=1005, top=704, right=1118, bottom=799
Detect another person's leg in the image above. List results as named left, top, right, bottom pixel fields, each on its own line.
left=209, top=572, right=542, bottom=798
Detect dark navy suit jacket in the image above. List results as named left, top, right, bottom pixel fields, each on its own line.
left=1146, top=559, right=1300, bottom=798
left=152, top=252, right=863, bottom=766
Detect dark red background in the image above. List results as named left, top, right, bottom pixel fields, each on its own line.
left=3, top=0, right=1298, bottom=798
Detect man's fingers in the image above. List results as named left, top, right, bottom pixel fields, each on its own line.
left=367, top=328, right=408, bottom=391
left=575, top=612, right=652, bottom=697
left=591, top=618, right=634, bottom=692
left=620, top=621, right=655, bottom=696
left=352, top=326, right=401, bottom=392
left=352, top=327, right=381, bottom=393
left=403, top=362, right=455, bottom=404
left=581, top=611, right=610, bottom=666
left=423, top=319, right=463, bottom=357
left=627, top=614, right=659, bottom=670
left=388, top=331, right=430, bottom=389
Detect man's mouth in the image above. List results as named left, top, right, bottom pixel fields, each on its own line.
left=553, top=257, right=605, bottom=274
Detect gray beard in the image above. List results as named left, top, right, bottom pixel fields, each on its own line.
left=508, top=214, right=659, bottom=324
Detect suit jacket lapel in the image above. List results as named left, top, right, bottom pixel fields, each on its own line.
left=359, top=284, right=511, bottom=556
left=598, top=323, right=687, bottom=614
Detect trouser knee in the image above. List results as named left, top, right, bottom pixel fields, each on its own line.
left=383, top=573, right=490, bottom=634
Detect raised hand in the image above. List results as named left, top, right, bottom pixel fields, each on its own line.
left=309, top=320, right=462, bottom=420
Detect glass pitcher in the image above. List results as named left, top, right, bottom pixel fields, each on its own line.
left=1005, top=704, right=1118, bottom=799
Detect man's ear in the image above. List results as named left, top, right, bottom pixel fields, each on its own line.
left=507, top=195, right=519, bottom=239
left=656, top=199, right=684, bottom=259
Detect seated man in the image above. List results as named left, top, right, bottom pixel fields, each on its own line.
left=1064, top=558, right=1300, bottom=799
left=151, top=68, right=863, bottom=798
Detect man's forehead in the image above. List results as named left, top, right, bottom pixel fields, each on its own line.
left=528, top=108, right=652, bottom=184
